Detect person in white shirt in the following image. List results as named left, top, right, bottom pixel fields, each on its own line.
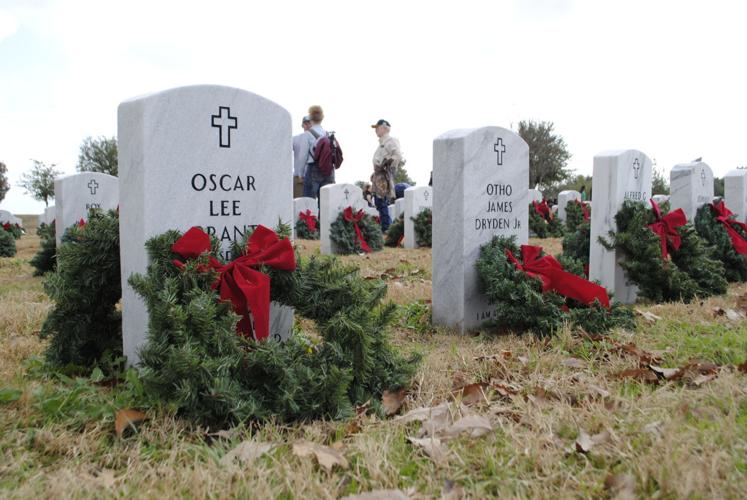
left=292, top=116, right=314, bottom=198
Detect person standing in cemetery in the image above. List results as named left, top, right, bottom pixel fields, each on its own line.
left=580, top=184, right=588, bottom=201
left=304, top=105, right=334, bottom=199
left=370, top=119, right=403, bottom=232
left=292, top=115, right=314, bottom=198
left=362, top=183, right=375, bottom=207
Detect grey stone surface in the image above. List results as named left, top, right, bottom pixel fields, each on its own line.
left=54, top=172, right=118, bottom=245
left=44, top=206, right=55, bottom=225
left=0, top=210, right=22, bottom=226
left=362, top=205, right=380, bottom=218
left=528, top=188, right=543, bottom=204
left=118, top=85, right=293, bottom=367
left=388, top=204, right=395, bottom=221
left=670, top=161, right=714, bottom=220
left=557, top=190, right=581, bottom=221
left=589, top=150, right=652, bottom=304
left=319, top=183, right=366, bottom=254
left=724, top=169, right=747, bottom=222
left=432, top=126, right=528, bottom=333
left=395, top=198, right=405, bottom=219
left=404, top=186, right=432, bottom=249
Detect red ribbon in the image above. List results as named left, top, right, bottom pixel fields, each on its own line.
left=646, top=199, right=686, bottom=260
left=343, top=206, right=371, bottom=253
left=506, top=245, right=610, bottom=308
left=298, top=209, right=318, bottom=233
left=574, top=199, right=590, bottom=221
left=711, top=201, right=747, bottom=256
left=2, top=223, right=9, bottom=231
left=77, top=218, right=87, bottom=228
left=171, top=225, right=296, bottom=341
left=532, top=200, right=553, bottom=221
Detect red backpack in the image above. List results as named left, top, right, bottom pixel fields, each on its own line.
left=312, top=131, right=344, bottom=176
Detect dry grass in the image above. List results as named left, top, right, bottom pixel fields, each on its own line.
left=1, top=234, right=746, bottom=498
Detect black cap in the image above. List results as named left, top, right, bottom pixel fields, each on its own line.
left=371, top=119, right=391, bottom=128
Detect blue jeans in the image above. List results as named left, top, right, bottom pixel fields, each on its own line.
left=306, top=163, right=334, bottom=201
left=375, top=195, right=391, bottom=232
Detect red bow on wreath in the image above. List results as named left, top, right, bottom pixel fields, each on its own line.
left=298, top=209, right=318, bottom=233
left=711, top=200, right=747, bottom=256
left=574, top=199, right=590, bottom=221
left=2, top=222, right=10, bottom=231
left=343, top=206, right=371, bottom=253
left=647, top=199, right=686, bottom=260
left=532, top=200, right=553, bottom=221
left=506, top=245, right=610, bottom=308
left=77, top=218, right=87, bottom=229
left=171, top=225, right=296, bottom=341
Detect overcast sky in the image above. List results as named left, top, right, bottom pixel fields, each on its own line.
left=1, top=0, right=745, bottom=214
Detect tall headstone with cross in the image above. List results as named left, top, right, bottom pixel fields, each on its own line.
left=403, top=186, right=433, bottom=249
left=589, top=150, right=652, bottom=304
left=432, top=126, right=529, bottom=333
left=319, top=183, right=366, bottom=254
left=118, top=85, right=293, bottom=367
left=557, top=190, right=581, bottom=221
left=670, top=160, right=714, bottom=220
left=724, top=169, right=747, bottom=222
left=53, top=172, right=118, bottom=245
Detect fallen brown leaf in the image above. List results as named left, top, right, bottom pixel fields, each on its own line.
left=442, top=415, right=493, bottom=439
left=737, top=360, right=747, bottom=374
left=292, top=440, right=348, bottom=471
left=341, top=490, right=410, bottom=500
left=604, top=473, right=636, bottom=500
left=382, top=389, right=407, bottom=417
left=617, top=368, right=659, bottom=384
left=407, top=436, right=448, bottom=462
left=221, top=441, right=274, bottom=466
left=456, top=382, right=490, bottom=406
left=114, top=409, right=147, bottom=438
left=649, top=365, right=680, bottom=380
left=737, top=292, right=747, bottom=314
left=575, top=429, right=610, bottom=453
left=635, top=309, right=661, bottom=323
left=562, top=357, right=587, bottom=369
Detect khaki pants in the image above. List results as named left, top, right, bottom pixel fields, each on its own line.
left=293, top=176, right=304, bottom=198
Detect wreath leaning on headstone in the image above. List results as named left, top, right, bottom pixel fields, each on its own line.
left=2, top=222, right=24, bottom=240
left=0, top=227, right=16, bottom=257
left=294, top=210, right=319, bottom=240
left=564, top=200, right=591, bottom=233
left=562, top=219, right=591, bottom=275
left=599, top=199, right=727, bottom=303
left=130, top=224, right=418, bottom=426
left=384, top=215, right=405, bottom=247
left=330, top=206, right=384, bottom=254
left=412, top=208, right=432, bottom=248
left=694, top=201, right=747, bottom=282
left=475, top=235, right=635, bottom=336
left=30, top=221, right=57, bottom=276
left=529, top=201, right=564, bottom=238
left=40, top=209, right=122, bottom=367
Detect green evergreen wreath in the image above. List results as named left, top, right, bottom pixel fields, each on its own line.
left=562, top=220, right=591, bottom=269
left=565, top=201, right=591, bottom=233
left=40, top=210, right=121, bottom=367
left=0, top=228, right=16, bottom=257
left=330, top=209, right=384, bottom=254
left=694, top=203, right=747, bottom=282
left=2, top=223, right=23, bottom=240
left=413, top=208, right=432, bottom=247
left=294, top=216, right=319, bottom=240
left=529, top=206, right=564, bottom=238
left=129, top=226, right=418, bottom=426
left=385, top=215, right=404, bottom=247
left=475, top=236, right=635, bottom=336
left=30, top=222, right=57, bottom=276
left=599, top=200, right=727, bottom=303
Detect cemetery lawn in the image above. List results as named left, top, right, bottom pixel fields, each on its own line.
left=1, top=224, right=746, bottom=498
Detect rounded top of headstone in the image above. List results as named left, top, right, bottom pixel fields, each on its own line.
left=435, top=126, right=523, bottom=142
left=558, top=189, right=581, bottom=196
left=118, top=84, right=290, bottom=120
left=724, top=168, right=747, bottom=178
left=594, top=149, right=650, bottom=160
left=672, top=160, right=711, bottom=173
left=54, top=171, right=118, bottom=189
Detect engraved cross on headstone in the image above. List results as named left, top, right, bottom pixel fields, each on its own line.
left=344, top=188, right=350, bottom=200
left=493, top=138, right=506, bottom=166
left=88, top=179, right=99, bottom=195
left=424, top=190, right=430, bottom=202
left=632, top=159, right=641, bottom=179
left=701, top=168, right=706, bottom=186
left=211, top=106, right=238, bottom=148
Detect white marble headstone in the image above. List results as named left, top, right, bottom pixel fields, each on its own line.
left=394, top=198, right=405, bottom=219
left=670, top=161, right=714, bottom=220
left=404, top=186, right=432, bottom=249
left=363, top=205, right=380, bottom=218
left=54, top=172, right=118, bottom=245
left=432, top=126, right=529, bottom=333
left=319, top=183, right=366, bottom=254
left=118, top=85, right=293, bottom=366
left=589, top=150, right=652, bottom=304
left=557, top=190, right=581, bottom=221
left=0, top=210, right=22, bottom=226
left=528, top=188, right=543, bottom=204
left=44, top=206, right=55, bottom=225
left=724, top=169, right=747, bottom=222
left=388, top=204, right=396, bottom=222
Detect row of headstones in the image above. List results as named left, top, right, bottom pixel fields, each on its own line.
left=0, top=210, right=23, bottom=227
left=293, top=185, right=433, bottom=251
left=38, top=85, right=747, bottom=368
